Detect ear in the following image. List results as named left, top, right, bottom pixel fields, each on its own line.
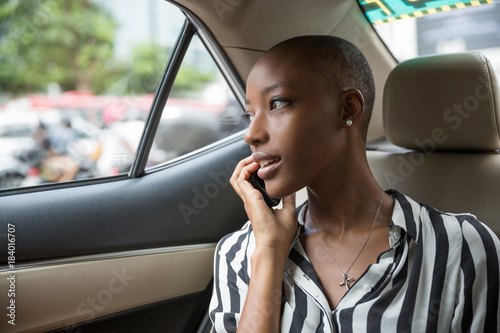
left=340, top=89, right=365, bottom=127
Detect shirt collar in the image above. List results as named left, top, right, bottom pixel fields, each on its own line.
left=294, top=189, right=422, bottom=245
left=386, top=189, right=421, bottom=243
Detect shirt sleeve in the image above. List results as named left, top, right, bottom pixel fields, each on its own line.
left=452, top=215, right=500, bottom=332
left=209, top=222, right=252, bottom=333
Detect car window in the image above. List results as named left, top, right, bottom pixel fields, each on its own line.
left=359, top=0, right=500, bottom=75
left=146, top=35, right=246, bottom=168
left=0, top=0, right=244, bottom=190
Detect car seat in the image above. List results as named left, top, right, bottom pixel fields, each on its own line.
left=367, top=51, right=500, bottom=236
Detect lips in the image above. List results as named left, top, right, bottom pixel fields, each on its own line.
left=252, top=152, right=281, bottom=179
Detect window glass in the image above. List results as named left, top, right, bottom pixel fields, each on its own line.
left=0, top=0, right=184, bottom=189
left=359, top=0, right=500, bottom=75
left=146, top=35, right=246, bottom=168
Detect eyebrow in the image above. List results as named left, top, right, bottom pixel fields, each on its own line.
left=260, top=82, right=296, bottom=95
left=246, top=81, right=297, bottom=105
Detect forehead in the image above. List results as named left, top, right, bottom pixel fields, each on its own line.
left=246, top=50, right=326, bottom=98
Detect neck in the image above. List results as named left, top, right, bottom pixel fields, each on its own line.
left=306, top=150, right=389, bottom=235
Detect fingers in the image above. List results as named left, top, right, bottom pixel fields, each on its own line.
left=230, top=156, right=252, bottom=198
left=230, top=157, right=299, bottom=250
left=238, top=160, right=259, bottom=184
left=230, top=156, right=259, bottom=201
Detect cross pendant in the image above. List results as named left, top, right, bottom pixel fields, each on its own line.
left=339, top=273, right=354, bottom=291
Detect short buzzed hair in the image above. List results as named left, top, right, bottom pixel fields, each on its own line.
left=267, top=36, right=375, bottom=142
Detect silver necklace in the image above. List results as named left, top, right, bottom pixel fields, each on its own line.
left=309, top=189, right=384, bottom=291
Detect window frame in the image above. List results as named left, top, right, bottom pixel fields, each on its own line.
left=141, top=6, right=248, bottom=175
left=130, top=19, right=194, bottom=178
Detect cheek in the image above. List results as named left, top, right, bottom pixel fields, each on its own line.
left=265, top=119, right=339, bottom=197
left=281, top=122, right=333, bottom=169
left=291, top=121, right=342, bottom=170
left=287, top=118, right=336, bottom=154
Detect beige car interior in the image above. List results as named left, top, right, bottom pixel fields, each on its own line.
left=368, top=51, right=500, bottom=236
left=1, top=245, right=215, bottom=332
left=1, top=0, right=498, bottom=332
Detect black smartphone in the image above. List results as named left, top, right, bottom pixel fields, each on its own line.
left=248, top=171, right=281, bottom=207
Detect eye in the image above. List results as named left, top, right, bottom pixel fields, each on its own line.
left=243, top=112, right=255, bottom=123
left=270, top=98, right=290, bottom=111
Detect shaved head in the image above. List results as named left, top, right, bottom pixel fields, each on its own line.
left=265, top=36, right=375, bottom=142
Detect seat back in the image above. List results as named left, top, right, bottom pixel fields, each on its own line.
left=367, top=52, right=500, bottom=235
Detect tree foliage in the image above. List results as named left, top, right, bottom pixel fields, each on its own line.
left=0, top=0, right=217, bottom=97
left=0, top=0, right=118, bottom=94
left=171, top=64, right=218, bottom=98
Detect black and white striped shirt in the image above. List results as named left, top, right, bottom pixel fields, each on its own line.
left=209, top=190, right=500, bottom=332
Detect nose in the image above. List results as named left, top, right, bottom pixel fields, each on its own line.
left=244, top=112, right=269, bottom=147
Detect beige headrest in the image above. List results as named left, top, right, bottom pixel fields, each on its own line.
left=383, top=52, right=500, bottom=152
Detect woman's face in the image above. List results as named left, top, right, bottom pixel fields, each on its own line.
left=244, top=50, right=348, bottom=198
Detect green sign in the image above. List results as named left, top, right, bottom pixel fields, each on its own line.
left=359, top=0, right=494, bottom=24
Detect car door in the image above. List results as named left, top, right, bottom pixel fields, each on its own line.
left=0, top=2, right=249, bottom=332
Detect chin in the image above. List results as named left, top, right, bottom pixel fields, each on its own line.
left=265, top=181, right=294, bottom=199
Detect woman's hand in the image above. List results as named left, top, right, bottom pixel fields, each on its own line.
left=230, top=156, right=298, bottom=255
left=230, top=156, right=298, bottom=332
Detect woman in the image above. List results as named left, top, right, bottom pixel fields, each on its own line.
left=209, top=35, right=500, bottom=332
